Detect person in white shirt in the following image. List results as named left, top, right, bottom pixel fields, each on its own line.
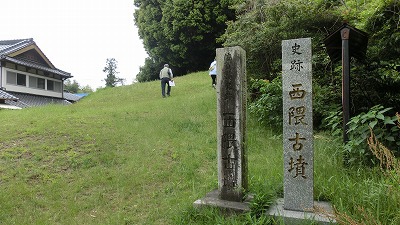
left=209, top=59, right=217, bottom=88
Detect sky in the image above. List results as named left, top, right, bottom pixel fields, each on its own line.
left=2, top=0, right=148, bottom=90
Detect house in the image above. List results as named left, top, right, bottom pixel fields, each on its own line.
left=0, top=38, right=73, bottom=108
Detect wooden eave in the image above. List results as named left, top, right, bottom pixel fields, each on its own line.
left=1, top=56, right=72, bottom=78
left=323, top=23, right=369, bottom=63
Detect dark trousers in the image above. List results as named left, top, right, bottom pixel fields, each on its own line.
left=161, top=77, right=171, bottom=97
left=211, top=75, right=216, bottom=85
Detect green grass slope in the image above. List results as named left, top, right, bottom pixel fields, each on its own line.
left=1, top=72, right=399, bottom=224
left=0, top=72, right=224, bottom=224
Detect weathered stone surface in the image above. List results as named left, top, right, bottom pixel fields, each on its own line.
left=216, top=46, right=247, bottom=202
left=282, top=38, right=314, bottom=211
left=194, top=46, right=248, bottom=213
left=193, top=189, right=253, bottom=214
left=267, top=198, right=336, bottom=225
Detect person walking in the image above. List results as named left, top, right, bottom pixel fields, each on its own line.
left=209, top=59, right=217, bottom=88
left=159, top=64, right=173, bottom=97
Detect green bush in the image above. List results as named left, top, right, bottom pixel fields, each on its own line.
left=326, top=105, right=400, bottom=166
left=249, top=76, right=342, bottom=131
left=248, top=77, right=283, bottom=131
left=313, top=82, right=341, bottom=130
left=346, top=105, right=399, bottom=165
left=323, top=106, right=343, bottom=138
left=136, top=57, right=163, bottom=82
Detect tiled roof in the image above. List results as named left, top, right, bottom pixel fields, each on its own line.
left=5, top=91, right=71, bottom=108
left=0, top=89, right=19, bottom=100
left=0, top=90, right=87, bottom=109
left=64, top=92, right=85, bottom=102
left=0, top=38, right=34, bottom=56
left=5, top=99, right=29, bottom=108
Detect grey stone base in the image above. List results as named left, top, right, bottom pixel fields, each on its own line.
left=193, top=189, right=253, bottom=214
left=267, top=198, right=336, bottom=224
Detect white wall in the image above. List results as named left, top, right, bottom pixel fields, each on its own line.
left=1, top=67, right=63, bottom=98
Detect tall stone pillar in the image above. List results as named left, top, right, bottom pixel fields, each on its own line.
left=194, top=46, right=250, bottom=213
left=216, top=46, right=247, bottom=201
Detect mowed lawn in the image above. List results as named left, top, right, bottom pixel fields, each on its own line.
left=1, top=72, right=398, bottom=224
left=0, top=72, right=222, bottom=224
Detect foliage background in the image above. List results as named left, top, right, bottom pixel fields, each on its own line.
left=220, top=0, right=400, bottom=128
left=134, top=0, right=239, bottom=82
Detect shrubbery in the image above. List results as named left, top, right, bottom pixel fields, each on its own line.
left=248, top=77, right=283, bottom=131
left=231, top=0, right=399, bottom=166
left=325, top=105, right=400, bottom=166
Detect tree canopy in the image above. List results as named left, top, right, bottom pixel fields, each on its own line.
left=64, top=79, right=93, bottom=93
left=134, top=0, right=238, bottom=82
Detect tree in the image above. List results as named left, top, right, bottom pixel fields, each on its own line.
left=64, top=79, right=80, bottom=93
left=136, top=57, right=162, bottom=82
left=64, top=79, right=94, bottom=93
left=103, top=58, right=125, bottom=87
left=80, top=85, right=94, bottom=93
left=344, top=0, right=400, bottom=113
left=222, top=0, right=340, bottom=80
left=134, top=0, right=239, bottom=82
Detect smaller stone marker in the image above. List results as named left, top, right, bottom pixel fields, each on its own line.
left=194, top=46, right=251, bottom=213
left=267, top=38, right=335, bottom=224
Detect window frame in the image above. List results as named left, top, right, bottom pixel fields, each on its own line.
left=5, top=69, right=63, bottom=93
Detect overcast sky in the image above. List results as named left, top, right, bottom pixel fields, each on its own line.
left=3, top=0, right=148, bottom=89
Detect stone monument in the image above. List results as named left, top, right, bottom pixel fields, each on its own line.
left=267, top=38, right=335, bottom=224
left=282, top=38, right=314, bottom=211
left=194, top=46, right=251, bottom=213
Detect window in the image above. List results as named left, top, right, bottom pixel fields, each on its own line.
left=6, top=71, right=16, bottom=84
left=47, top=80, right=54, bottom=91
left=29, top=76, right=38, bottom=88
left=46, top=80, right=62, bottom=92
left=17, top=73, right=26, bottom=86
left=54, top=81, right=62, bottom=92
left=7, top=71, right=27, bottom=86
left=6, top=69, right=62, bottom=93
left=29, top=76, right=45, bottom=89
left=37, top=78, right=45, bottom=89
left=29, top=77, right=46, bottom=89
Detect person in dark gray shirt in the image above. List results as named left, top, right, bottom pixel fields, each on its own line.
left=159, top=64, right=173, bottom=97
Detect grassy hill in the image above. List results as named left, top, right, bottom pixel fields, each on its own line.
left=0, top=72, right=220, bottom=224
left=0, top=72, right=399, bottom=224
